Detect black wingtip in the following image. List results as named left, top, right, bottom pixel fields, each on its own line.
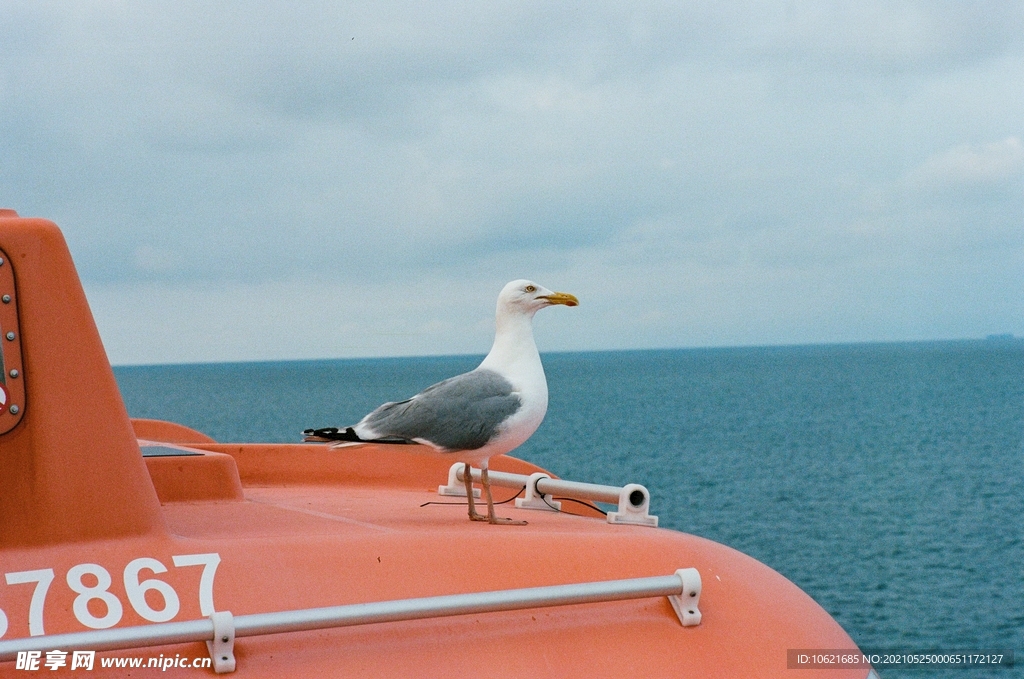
left=302, top=426, right=418, bottom=446
left=302, top=426, right=364, bottom=443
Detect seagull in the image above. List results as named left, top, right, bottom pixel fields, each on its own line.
left=304, top=280, right=578, bottom=524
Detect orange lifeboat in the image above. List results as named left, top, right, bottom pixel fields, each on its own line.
left=0, top=210, right=875, bottom=677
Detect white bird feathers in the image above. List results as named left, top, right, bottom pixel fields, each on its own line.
left=304, top=279, right=578, bottom=524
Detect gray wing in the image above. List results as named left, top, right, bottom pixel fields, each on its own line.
left=359, top=369, right=521, bottom=452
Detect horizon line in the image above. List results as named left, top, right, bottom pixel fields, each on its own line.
left=110, top=335, right=1021, bottom=369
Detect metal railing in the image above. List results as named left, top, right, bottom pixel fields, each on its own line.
left=0, top=569, right=701, bottom=674
left=438, top=463, right=658, bottom=526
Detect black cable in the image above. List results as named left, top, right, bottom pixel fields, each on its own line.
left=546, top=496, right=608, bottom=516
left=420, top=486, right=607, bottom=518
left=420, top=486, right=526, bottom=508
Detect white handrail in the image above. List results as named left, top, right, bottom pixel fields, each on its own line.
left=438, top=463, right=658, bottom=526
left=0, top=570, right=701, bottom=673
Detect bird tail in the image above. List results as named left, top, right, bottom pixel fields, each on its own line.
left=301, top=427, right=415, bottom=446
left=302, top=427, right=363, bottom=443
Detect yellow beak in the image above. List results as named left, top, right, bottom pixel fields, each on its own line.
left=541, top=291, right=579, bottom=307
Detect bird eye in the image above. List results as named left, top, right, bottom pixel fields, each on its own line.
left=525, top=285, right=536, bottom=293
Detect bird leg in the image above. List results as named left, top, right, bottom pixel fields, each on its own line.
left=482, top=466, right=527, bottom=525
left=462, top=464, right=488, bottom=522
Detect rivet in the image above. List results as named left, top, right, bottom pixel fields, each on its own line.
left=0, top=257, right=5, bottom=265
left=5, top=331, right=13, bottom=341
left=1, top=294, right=9, bottom=303
left=9, top=405, right=19, bottom=414
left=9, top=369, right=18, bottom=378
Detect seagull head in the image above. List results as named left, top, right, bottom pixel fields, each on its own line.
left=497, top=280, right=579, bottom=318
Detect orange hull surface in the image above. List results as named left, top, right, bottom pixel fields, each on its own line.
left=0, top=211, right=870, bottom=678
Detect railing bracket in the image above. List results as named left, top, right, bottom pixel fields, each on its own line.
left=515, top=472, right=560, bottom=511
left=437, top=462, right=480, bottom=498
left=667, top=568, right=702, bottom=626
left=207, top=611, right=235, bottom=674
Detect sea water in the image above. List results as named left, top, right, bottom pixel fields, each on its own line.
left=115, top=341, right=1024, bottom=677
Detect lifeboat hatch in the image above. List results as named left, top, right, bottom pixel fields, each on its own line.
left=0, top=248, right=25, bottom=435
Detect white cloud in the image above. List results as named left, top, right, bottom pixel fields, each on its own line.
left=764, top=1, right=1024, bottom=70
left=3, top=1, right=1024, bottom=362
left=905, top=136, right=1024, bottom=188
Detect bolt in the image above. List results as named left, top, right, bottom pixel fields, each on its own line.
left=9, top=405, right=19, bottom=414
left=9, top=369, right=18, bottom=378
left=5, top=331, right=13, bottom=341
left=0, top=257, right=4, bottom=265
left=1, top=295, right=9, bottom=303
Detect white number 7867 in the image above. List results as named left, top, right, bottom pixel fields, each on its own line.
left=0, top=552, right=221, bottom=637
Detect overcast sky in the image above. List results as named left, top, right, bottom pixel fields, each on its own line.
left=2, top=2, right=1022, bottom=365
